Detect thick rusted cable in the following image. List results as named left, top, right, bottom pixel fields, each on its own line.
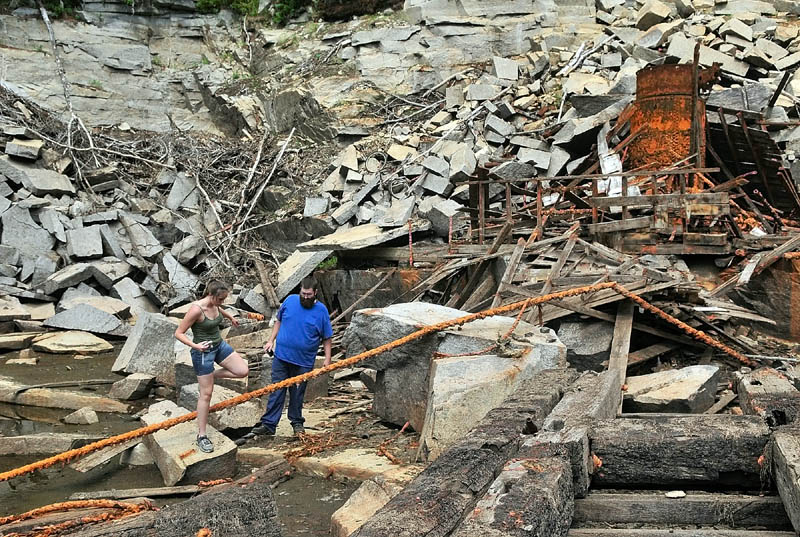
left=612, top=284, right=755, bottom=367
left=0, top=500, right=153, bottom=527
left=0, top=281, right=754, bottom=483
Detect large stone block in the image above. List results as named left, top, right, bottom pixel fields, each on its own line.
left=43, top=302, right=130, bottom=337
left=344, top=302, right=565, bottom=459
left=112, top=312, right=179, bottom=382
left=140, top=400, right=237, bottom=486
left=624, top=365, right=720, bottom=413
left=178, top=382, right=262, bottom=431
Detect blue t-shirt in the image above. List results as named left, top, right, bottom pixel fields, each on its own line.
left=274, top=294, right=333, bottom=368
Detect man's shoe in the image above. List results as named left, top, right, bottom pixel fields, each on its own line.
left=196, top=435, right=214, bottom=453
left=292, top=423, right=305, bottom=436
left=250, top=424, right=275, bottom=437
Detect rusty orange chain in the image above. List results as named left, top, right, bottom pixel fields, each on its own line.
left=0, top=282, right=754, bottom=484
left=0, top=499, right=154, bottom=537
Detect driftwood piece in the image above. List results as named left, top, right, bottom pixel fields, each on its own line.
left=590, top=415, right=770, bottom=487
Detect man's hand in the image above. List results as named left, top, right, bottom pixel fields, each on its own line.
left=323, top=357, right=331, bottom=367
left=264, top=340, right=275, bottom=354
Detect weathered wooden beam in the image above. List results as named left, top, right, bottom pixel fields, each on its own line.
left=773, top=429, right=800, bottom=534
left=70, top=485, right=201, bottom=501
left=590, top=416, right=770, bottom=488
left=627, top=343, right=678, bottom=368
left=573, top=493, right=790, bottom=529
left=490, top=238, right=526, bottom=308
left=709, top=233, right=800, bottom=297
left=608, top=301, right=634, bottom=412
left=522, top=371, right=622, bottom=498
left=452, top=457, right=573, bottom=537
left=586, top=192, right=729, bottom=209
left=351, top=369, right=578, bottom=537
left=587, top=216, right=651, bottom=234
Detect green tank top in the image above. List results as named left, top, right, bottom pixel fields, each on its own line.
left=192, top=305, right=223, bottom=346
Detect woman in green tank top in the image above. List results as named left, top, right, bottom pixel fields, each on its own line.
left=174, top=280, right=248, bottom=453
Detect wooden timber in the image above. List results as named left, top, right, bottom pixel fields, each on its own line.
left=351, top=369, right=578, bottom=537
left=773, top=429, right=800, bottom=535
left=569, top=530, right=796, bottom=537
left=573, top=492, right=791, bottom=529
left=590, top=416, right=770, bottom=488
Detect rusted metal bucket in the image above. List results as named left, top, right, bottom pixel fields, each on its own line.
left=628, top=64, right=706, bottom=172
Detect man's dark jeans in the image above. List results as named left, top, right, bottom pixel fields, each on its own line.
left=259, top=357, right=312, bottom=431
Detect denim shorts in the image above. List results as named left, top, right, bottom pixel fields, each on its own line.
left=190, top=340, right=235, bottom=376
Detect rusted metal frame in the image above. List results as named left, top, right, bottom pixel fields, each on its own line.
left=751, top=189, right=785, bottom=232
left=690, top=43, right=701, bottom=175
left=708, top=141, right=773, bottom=233
left=737, top=111, right=776, bottom=206
left=505, top=183, right=513, bottom=223
left=768, top=69, right=794, bottom=109
left=717, top=109, right=742, bottom=176
left=457, top=167, right=719, bottom=186
left=591, top=179, right=599, bottom=224
left=777, top=167, right=800, bottom=214
left=536, top=181, right=543, bottom=237
left=621, top=174, right=629, bottom=219
left=478, top=181, right=486, bottom=245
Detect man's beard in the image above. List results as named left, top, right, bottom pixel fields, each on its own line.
left=300, top=297, right=315, bottom=309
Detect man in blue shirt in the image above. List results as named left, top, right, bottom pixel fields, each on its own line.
left=247, top=277, right=333, bottom=438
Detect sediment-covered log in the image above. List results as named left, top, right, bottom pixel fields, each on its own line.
left=590, top=415, right=770, bottom=487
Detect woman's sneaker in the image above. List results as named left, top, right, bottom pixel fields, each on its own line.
left=196, top=435, right=214, bottom=453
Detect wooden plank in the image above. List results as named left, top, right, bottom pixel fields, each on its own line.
left=69, top=438, right=140, bottom=473
left=773, top=430, right=800, bottom=534
left=705, top=392, right=737, bottom=414
left=573, top=493, right=790, bottom=529
left=683, top=233, right=729, bottom=246
left=525, top=232, right=578, bottom=322
left=590, top=415, right=770, bottom=488
left=608, top=300, right=633, bottom=414
left=587, top=192, right=729, bottom=209
left=254, top=259, right=280, bottom=308
left=627, top=343, right=678, bottom=367
left=491, top=238, right=526, bottom=308
left=586, top=216, right=651, bottom=234
left=709, top=233, right=800, bottom=297
left=70, top=485, right=201, bottom=501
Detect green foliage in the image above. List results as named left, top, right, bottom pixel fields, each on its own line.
left=316, top=255, right=338, bottom=270
left=195, top=0, right=260, bottom=16
left=152, top=55, right=163, bottom=66
left=88, top=79, right=103, bottom=90
left=42, top=0, right=80, bottom=18
left=272, top=0, right=310, bottom=25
